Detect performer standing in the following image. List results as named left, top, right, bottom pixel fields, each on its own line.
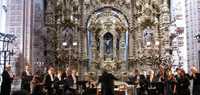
left=21, top=64, right=33, bottom=92
left=147, top=70, right=157, bottom=95
left=190, top=66, right=200, bottom=95
left=164, top=70, right=176, bottom=95
left=0, top=65, right=14, bottom=95
left=63, top=67, right=76, bottom=95
left=31, top=72, right=44, bottom=95
left=98, top=70, right=118, bottom=95
left=129, top=69, right=147, bottom=95
left=71, top=69, right=78, bottom=89
left=156, top=65, right=165, bottom=95
left=175, top=69, right=190, bottom=95
left=54, top=70, right=64, bottom=95
left=44, top=67, right=56, bottom=95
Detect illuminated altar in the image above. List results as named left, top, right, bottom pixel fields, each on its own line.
left=87, top=7, right=129, bottom=72
left=43, top=0, right=171, bottom=78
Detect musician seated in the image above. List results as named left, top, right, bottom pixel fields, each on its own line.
left=126, top=69, right=147, bottom=95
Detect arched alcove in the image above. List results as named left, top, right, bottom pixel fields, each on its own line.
left=86, top=7, right=129, bottom=71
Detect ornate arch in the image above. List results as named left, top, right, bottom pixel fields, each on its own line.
left=86, top=6, right=130, bottom=32
left=86, top=6, right=130, bottom=71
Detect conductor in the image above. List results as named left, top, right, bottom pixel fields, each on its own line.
left=98, top=70, right=118, bottom=95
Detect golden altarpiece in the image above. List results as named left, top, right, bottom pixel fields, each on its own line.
left=43, top=0, right=171, bottom=78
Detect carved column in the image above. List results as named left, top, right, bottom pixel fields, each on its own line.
left=100, top=35, right=104, bottom=60
left=112, top=31, right=117, bottom=60
left=91, top=32, right=96, bottom=61
left=160, top=0, right=170, bottom=55
left=78, top=0, right=86, bottom=79
left=128, top=0, right=135, bottom=59
left=118, top=32, right=125, bottom=61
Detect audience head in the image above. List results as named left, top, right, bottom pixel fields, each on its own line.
left=180, top=69, right=186, bottom=77
left=166, top=69, right=173, bottom=78
left=65, top=67, right=72, bottom=76
left=191, top=66, right=198, bottom=74
left=25, top=64, right=32, bottom=72
left=135, top=69, right=140, bottom=75
left=57, top=69, right=63, bottom=76
left=149, top=70, right=154, bottom=76
left=48, top=67, right=55, bottom=75
left=176, top=68, right=181, bottom=75
left=5, top=64, right=12, bottom=71
left=101, top=69, right=109, bottom=76
left=102, top=69, right=108, bottom=74
left=72, top=69, right=78, bottom=76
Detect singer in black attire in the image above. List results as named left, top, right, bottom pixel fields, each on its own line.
left=98, top=70, right=118, bottom=95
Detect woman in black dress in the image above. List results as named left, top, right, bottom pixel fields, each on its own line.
left=164, top=70, right=176, bottom=95
left=54, top=70, right=64, bottom=95
left=44, top=67, right=56, bottom=95
left=156, top=66, right=165, bottom=95
left=0, top=65, right=14, bottom=95
left=176, top=69, right=190, bottom=95
left=21, top=65, right=33, bottom=93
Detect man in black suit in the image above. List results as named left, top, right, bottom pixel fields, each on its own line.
left=98, top=70, right=118, bottom=95
left=63, top=67, right=77, bottom=95
left=146, top=70, right=157, bottom=95
left=0, top=65, right=14, bottom=95
left=190, top=66, right=200, bottom=95
left=21, top=64, right=33, bottom=92
left=44, top=67, right=56, bottom=95
left=175, top=69, right=190, bottom=95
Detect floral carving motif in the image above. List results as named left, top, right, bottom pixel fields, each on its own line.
left=100, top=0, right=116, bottom=4
left=115, top=22, right=127, bottom=33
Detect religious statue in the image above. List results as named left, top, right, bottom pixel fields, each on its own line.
left=103, top=32, right=113, bottom=56
left=104, top=39, right=112, bottom=54
left=143, top=27, right=154, bottom=46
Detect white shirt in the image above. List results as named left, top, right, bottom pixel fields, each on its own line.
left=50, top=74, right=54, bottom=81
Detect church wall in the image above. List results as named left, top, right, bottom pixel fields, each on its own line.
left=5, top=0, right=38, bottom=76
